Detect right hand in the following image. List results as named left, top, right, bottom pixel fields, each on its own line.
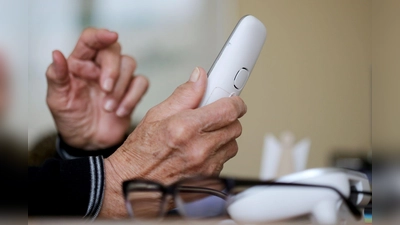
left=100, top=67, right=247, bottom=218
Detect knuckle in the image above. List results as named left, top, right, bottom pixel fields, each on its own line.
left=234, top=96, right=247, bottom=116
left=70, top=61, right=84, bottom=74
left=166, top=121, right=190, bottom=147
left=188, top=148, right=208, bottom=166
left=222, top=141, right=238, bottom=163
left=82, top=27, right=92, bottom=34
left=174, top=84, right=186, bottom=95
left=82, top=27, right=95, bottom=37
left=121, top=55, right=136, bottom=70
left=114, top=42, right=122, bottom=51
left=146, top=106, right=158, bottom=118
left=46, top=94, right=63, bottom=112
left=107, top=69, right=119, bottom=79
left=229, top=141, right=239, bottom=158
left=83, top=27, right=95, bottom=32
left=229, top=97, right=241, bottom=111
left=229, top=96, right=245, bottom=113
left=167, top=84, right=189, bottom=107
left=45, top=65, right=54, bottom=79
left=207, top=162, right=223, bottom=176
left=234, top=120, right=243, bottom=138
left=220, top=99, right=238, bottom=122
left=45, top=96, right=53, bottom=108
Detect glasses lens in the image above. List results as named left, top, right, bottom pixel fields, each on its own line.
left=126, top=183, right=164, bottom=219
left=175, top=178, right=227, bottom=219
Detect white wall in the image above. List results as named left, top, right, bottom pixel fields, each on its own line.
left=222, top=0, right=372, bottom=177
left=372, top=0, right=400, bottom=150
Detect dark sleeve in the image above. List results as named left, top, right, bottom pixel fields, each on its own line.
left=28, top=155, right=104, bottom=220
left=56, top=135, right=121, bottom=159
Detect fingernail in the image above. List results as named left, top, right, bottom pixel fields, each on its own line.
left=104, top=99, right=116, bottom=111
left=189, top=67, right=200, bottom=82
left=103, top=78, right=114, bottom=92
left=116, top=107, right=128, bottom=117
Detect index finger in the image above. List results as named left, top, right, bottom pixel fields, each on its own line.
left=194, top=96, right=247, bottom=132
left=70, top=28, right=118, bottom=60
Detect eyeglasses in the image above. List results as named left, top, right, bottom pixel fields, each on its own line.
left=122, top=176, right=371, bottom=221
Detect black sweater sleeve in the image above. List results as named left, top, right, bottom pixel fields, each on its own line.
left=28, top=135, right=123, bottom=219
left=28, top=155, right=105, bottom=219
left=56, top=135, right=121, bottom=159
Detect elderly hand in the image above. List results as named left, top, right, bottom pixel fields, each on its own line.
left=46, top=28, right=148, bottom=150
left=100, top=67, right=247, bottom=218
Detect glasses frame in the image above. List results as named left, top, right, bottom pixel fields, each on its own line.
left=122, top=176, right=372, bottom=220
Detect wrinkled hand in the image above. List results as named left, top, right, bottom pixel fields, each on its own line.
left=46, top=28, right=148, bottom=150
left=100, top=67, right=247, bottom=218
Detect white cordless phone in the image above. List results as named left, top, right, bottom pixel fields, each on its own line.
left=198, top=15, right=267, bottom=107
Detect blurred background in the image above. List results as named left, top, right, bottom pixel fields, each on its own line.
left=1, top=0, right=399, bottom=221
left=26, top=0, right=238, bottom=151
left=0, top=0, right=398, bottom=178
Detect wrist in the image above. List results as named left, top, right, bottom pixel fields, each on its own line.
left=98, top=145, right=145, bottom=218
left=58, top=127, right=127, bottom=151
left=98, top=157, right=127, bottom=218
left=57, top=134, right=123, bottom=159
left=57, top=129, right=95, bottom=150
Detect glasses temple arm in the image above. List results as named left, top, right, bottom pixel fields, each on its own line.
left=233, top=180, right=363, bottom=220
left=178, top=186, right=228, bottom=199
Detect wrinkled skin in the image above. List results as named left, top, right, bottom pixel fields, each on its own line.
left=101, top=67, right=247, bottom=218
left=45, top=28, right=247, bottom=219
left=46, top=28, right=148, bottom=150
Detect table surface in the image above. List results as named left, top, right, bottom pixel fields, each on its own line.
left=28, top=217, right=369, bottom=225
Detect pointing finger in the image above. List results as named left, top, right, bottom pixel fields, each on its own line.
left=46, top=50, right=70, bottom=93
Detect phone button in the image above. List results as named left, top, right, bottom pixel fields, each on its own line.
left=234, top=68, right=249, bottom=90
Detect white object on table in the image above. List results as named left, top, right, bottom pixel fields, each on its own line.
left=259, top=132, right=311, bottom=180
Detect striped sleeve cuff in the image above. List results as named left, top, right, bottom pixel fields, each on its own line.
left=56, top=135, right=121, bottom=159
left=84, top=156, right=105, bottom=220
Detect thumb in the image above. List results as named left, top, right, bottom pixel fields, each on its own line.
left=46, top=50, right=70, bottom=95
left=158, top=67, right=207, bottom=116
